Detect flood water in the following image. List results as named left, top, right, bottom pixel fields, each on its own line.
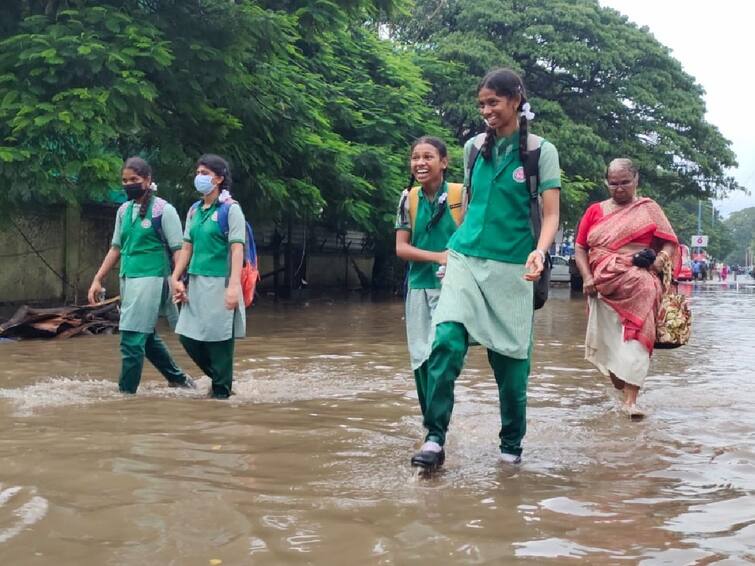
left=1, top=284, right=754, bottom=565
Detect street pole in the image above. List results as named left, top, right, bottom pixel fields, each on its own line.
left=697, top=199, right=702, bottom=257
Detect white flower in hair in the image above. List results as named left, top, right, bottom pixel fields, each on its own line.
left=149, top=182, right=158, bottom=192
left=519, top=102, right=535, bottom=121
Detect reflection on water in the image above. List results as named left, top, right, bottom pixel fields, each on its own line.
left=0, top=285, right=753, bottom=564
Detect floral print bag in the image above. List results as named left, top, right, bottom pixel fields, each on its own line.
left=655, top=258, right=692, bottom=349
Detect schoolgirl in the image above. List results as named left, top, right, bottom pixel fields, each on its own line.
left=88, top=157, right=193, bottom=393
left=395, top=137, right=465, bottom=422
left=172, top=154, right=246, bottom=399
left=411, top=69, right=561, bottom=469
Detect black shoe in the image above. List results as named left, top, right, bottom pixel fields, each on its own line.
left=170, top=377, right=196, bottom=389
left=211, top=391, right=231, bottom=400
left=411, top=448, right=445, bottom=470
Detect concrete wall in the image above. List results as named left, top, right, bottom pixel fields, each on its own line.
left=0, top=205, right=373, bottom=305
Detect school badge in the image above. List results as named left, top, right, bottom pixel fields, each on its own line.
left=513, top=166, right=526, bottom=183
left=141, top=219, right=151, bottom=228
left=212, top=211, right=219, bottom=222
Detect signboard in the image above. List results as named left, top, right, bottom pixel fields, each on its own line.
left=691, top=235, right=708, bottom=247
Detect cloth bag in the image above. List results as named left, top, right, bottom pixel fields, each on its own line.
left=655, top=258, right=691, bottom=349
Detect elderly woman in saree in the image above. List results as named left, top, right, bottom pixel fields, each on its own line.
left=574, top=158, right=678, bottom=418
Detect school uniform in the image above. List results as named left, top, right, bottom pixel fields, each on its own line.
left=112, top=196, right=189, bottom=393
left=175, top=198, right=246, bottom=398
left=395, top=181, right=463, bottom=416
left=424, top=130, right=560, bottom=457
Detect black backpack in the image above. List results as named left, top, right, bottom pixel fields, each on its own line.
left=465, top=133, right=551, bottom=310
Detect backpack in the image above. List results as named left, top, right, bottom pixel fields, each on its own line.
left=465, top=132, right=552, bottom=310
left=406, top=183, right=465, bottom=231
left=188, top=198, right=260, bottom=308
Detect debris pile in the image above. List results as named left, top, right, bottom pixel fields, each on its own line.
left=0, top=298, right=120, bottom=340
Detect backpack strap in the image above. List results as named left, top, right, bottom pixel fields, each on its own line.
left=446, top=182, right=465, bottom=226
left=407, top=186, right=420, bottom=233
left=465, top=133, right=486, bottom=201
left=217, top=199, right=237, bottom=238
left=524, top=133, right=543, bottom=241
left=150, top=196, right=167, bottom=244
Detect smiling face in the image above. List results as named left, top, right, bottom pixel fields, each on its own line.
left=478, top=87, right=520, bottom=134
left=410, top=142, right=447, bottom=189
left=605, top=165, right=638, bottom=205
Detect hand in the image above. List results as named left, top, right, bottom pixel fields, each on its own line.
left=582, top=277, right=597, bottom=296
left=224, top=285, right=240, bottom=310
left=436, top=250, right=449, bottom=265
left=172, top=279, right=188, bottom=304
left=523, top=250, right=544, bottom=281
left=87, top=279, right=103, bottom=305
left=650, top=257, right=665, bottom=274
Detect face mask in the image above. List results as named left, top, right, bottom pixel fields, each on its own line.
left=123, top=182, right=145, bottom=201
left=194, top=174, right=216, bottom=195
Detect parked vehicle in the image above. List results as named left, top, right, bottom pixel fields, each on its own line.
left=550, top=255, right=571, bottom=283
left=677, top=244, right=693, bottom=281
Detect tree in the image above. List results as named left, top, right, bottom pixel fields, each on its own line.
left=724, top=207, right=755, bottom=265
left=394, top=0, right=740, bottom=206
left=0, top=0, right=442, bottom=241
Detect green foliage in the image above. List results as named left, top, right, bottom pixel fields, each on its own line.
left=0, top=0, right=743, bottom=269
left=664, top=198, right=734, bottom=260
left=396, top=0, right=741, bottom=205
left=723, top=207, right=755, bottom=265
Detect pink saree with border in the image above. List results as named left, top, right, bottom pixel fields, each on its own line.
left=586, top=198, right=678, bottom=353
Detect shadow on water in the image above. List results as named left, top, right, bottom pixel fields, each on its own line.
left=0, top=286, right=753, bottom=564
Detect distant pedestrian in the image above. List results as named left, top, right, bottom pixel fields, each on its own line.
left=721, top=264, right=729, bottom=281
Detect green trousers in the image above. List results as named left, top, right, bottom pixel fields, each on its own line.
left=119, top=330, right=189, bottom=393
left=423, top=321, right=530, bottom=456
left=414, top=362, right=430, bottom=417
left=179, top=335, right=234, bottom=398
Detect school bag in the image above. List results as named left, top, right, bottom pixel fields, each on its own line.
left=465, top=133, right=552, bottom=310
left=406, top=183, right=465, bottom=231
left=188, top=198, right=260, bottom=308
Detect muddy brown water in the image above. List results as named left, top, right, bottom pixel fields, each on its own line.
left=1, top=285, right=753, bottom=565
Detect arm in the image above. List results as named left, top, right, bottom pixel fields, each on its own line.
left=224, top=242, right=244, bottom=310
left=524, top=189, right=560, bottom=281
left=396, top=230, right=448, bottom=265
left=88, top=247, right=121, bottom=304
left=171, top=242, right=192, bottom=303
left=651, top=241, right=678, bottom=274
left=575, top=244, right=596, bottom=296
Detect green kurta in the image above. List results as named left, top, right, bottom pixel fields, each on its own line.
left=111, top=197, right=183, bottom=333
left=433, top=131, right=561, bottom=357
left=175, top=200, right=247, bottom=342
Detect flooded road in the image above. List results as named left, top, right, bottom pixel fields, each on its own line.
left=1, top=285, right=754, bottom=564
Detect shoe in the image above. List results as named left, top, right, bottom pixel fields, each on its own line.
left=499, top=452, right=522, bottom=465
left=211, top=391, right=231, bottom=400
left=410, top=441, right=445, bottom=470
left=170, top=377, right=196, bottom=389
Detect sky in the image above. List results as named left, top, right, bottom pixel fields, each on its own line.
left=600, top=0, right=755, bottom=217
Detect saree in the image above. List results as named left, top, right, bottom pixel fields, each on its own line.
left=586, top=198, right=678, bottom=354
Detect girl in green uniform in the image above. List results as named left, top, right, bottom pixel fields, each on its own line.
left=410, top=69, right=561, bottom=470
left=172, top=154, right=246, bottom=400
left=395, top=137, right=464, bottom=421
left=88, top=157, right=194, bottom=394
